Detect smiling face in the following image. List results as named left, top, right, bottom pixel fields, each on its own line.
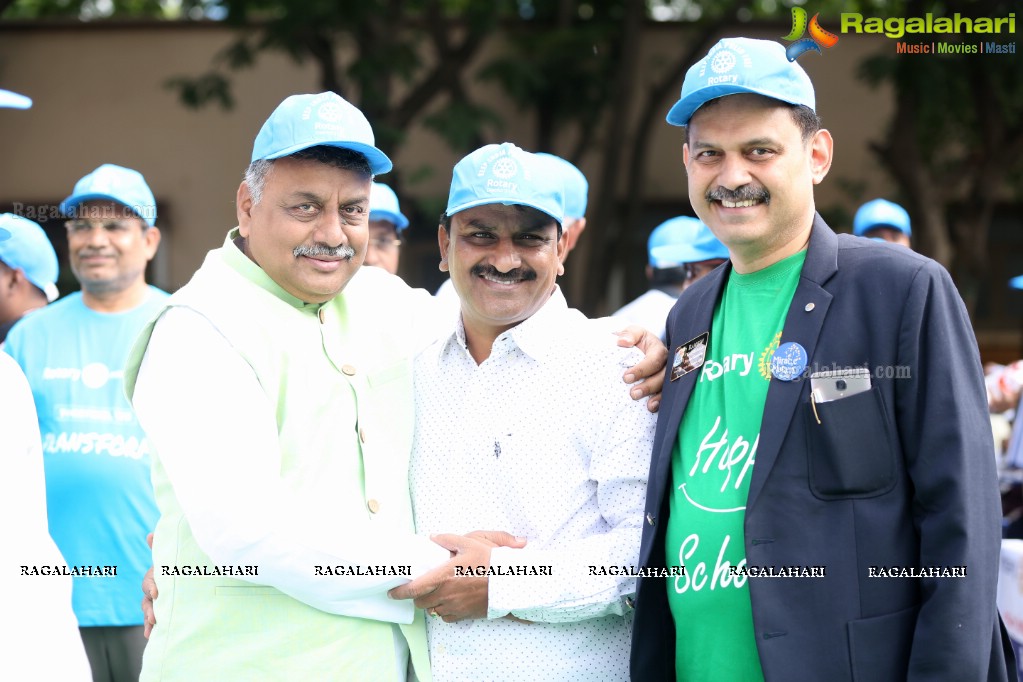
left=684, top=94, right=832, bottom=273
left=66, top=200, right=160, bottom=297
left=237, top=156, right=371, bottom=304
left=439, top=203, right=564, bottom=352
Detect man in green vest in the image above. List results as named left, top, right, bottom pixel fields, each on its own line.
left=126, top=92, right=666, bottom=681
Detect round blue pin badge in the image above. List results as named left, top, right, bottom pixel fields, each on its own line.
left=769, top=341, right=808, bottom=382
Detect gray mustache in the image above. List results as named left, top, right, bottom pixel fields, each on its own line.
left=706, top=185, right=770, bottom=204
left=293, top=244, right=356, bottom=259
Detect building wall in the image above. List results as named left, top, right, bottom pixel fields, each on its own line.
left=0, top=19, right=1017, bottom=356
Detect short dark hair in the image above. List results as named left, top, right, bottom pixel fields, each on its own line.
left=683, top=100, right=821, bottom=144
left=439, top=206, right=562, bottom=239
left=244, top=145, right=372, bottom=205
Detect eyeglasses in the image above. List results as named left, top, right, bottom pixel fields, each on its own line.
left=685, top=260, right=726, bottom=282
left=368, top=238, right=402, bottom=252
left=65, top=219, right=138, bottom=234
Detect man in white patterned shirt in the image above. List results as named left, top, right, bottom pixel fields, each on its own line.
left=389, top=142, right=656, bottom=680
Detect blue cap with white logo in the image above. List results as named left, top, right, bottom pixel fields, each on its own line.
left=648, top=216, right=729, bottom=268
left=369, top=183, right=410, bottom=232
left=0, top=88, right=32, bottom=109
left=536, top=153, right=587, bottom=219
left=853, top=198, right=911, bottom=237
left=667, top=37, right=815, bottom=127
left=251, top=92, right=392, bottom=175
left=446, top=142, right=564, bottom=224
left=0, top=213, right=59, bottom=302
left=60, top=164, right=157, bottom=227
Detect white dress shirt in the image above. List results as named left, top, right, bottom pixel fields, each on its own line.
left=410, top=290, right=656, bottom=681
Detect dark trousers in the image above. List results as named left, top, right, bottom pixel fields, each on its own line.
left=80, top=625, right=146, bottom=682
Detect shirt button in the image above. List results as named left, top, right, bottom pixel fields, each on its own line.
left=359, top=428, right=367, bottom=444
left=342, top=364, right=356, bottom=376
left=646, top=513, right=656, bottom=526
left=367, top=499, right=380, bottom=514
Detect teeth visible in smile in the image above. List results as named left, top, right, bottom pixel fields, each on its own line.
left=482, top=272, right=519, bottom=284
left=721, top=199, right=759, bottom=208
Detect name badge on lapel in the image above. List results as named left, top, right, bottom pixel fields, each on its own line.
left=671, top=332, right=709, bottom=381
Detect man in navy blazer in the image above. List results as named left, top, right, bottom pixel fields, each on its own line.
left=630, top=37, right=1014, bottom=681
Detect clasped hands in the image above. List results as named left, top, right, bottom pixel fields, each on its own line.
left=140, top=530, right=532, bottom=638
left=387, top=530, right=529, bottom=624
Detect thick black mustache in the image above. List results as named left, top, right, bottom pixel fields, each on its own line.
left=706, top=185, right=771, bottom=204
left=470, top=263, right=537, bottom=282
left=293, top=244, right=355, bottom=259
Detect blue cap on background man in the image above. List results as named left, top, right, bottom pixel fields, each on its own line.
left=648, top=216, right=729, bottom=268
left=1010, top=276, right=1023, bottom=290
left=0, top=214, right=59, bottom=302
left=251, top=92, right=392, bottom=174
left=369, top=183, right=410, bottom=232
left=0, top=88, right=32, bottom=109
left=666, top=37, right=815, bottom=127
left=60, top=164, right=158, bottom=227
left=536, top=153, right=588, bottom=219
left=446, top=142, right=565, bottom=224
left=853, top=198, right=911, bottom=237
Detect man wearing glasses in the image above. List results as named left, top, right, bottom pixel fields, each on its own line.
left=363, top=182, right=409, bottom=276
left=3, top=163, right=166, bottom=682
left=613, top=216, right=728, bottom=341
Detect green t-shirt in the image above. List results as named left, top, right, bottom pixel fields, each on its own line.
left=664, top=250, right=806, bottom=681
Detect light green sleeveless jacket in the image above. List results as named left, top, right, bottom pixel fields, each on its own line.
left=124, top=231, right=430, bottom=681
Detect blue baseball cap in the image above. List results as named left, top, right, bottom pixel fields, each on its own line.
left=648, top=216, right=729, bottom=268
left=445, top=142, right=564, bottom=224
left=251, top=92, right=392, bottom=174
left=369, top=182, right=409, bottom=232
left=0, top=88, right=32, bottom=109
left=667, top=37, right=815, bottom=127
left=1010, top=276, right=1023, bottom=290
left=854, top=199, right=911, bottom=237
left=60, top=164, right=157, bottom=227
left=536, top=153, right=588, bottom=219
left=0, top=213, right=59, bottom=302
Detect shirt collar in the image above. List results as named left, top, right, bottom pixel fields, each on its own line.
left=448, top=285, right=569, bottom=362
left=220, top=227, right=323, bottom=313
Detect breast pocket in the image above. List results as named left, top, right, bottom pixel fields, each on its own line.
left=804, top=387, right=898, bottom=499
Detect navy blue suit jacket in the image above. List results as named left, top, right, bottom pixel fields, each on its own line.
left=631, top=216, right=1015, bottom=681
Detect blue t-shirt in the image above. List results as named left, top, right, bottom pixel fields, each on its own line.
left=5, top=287, right=168, bottom=627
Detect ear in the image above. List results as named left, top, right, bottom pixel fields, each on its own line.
left=556, top=227, right=567, bottom=276
left=0, top=265, right=20, bottom=293
left=142, top=226, right=162, bottom=261
left=809, top=129, right=833, bottom=185
left=437, top=224, right=450, bottom=272
left=559, top=217, right=587, bottom=264
left=682, top=141, right=691, bottom=168
left=237, top=182, right=254, bottom=237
